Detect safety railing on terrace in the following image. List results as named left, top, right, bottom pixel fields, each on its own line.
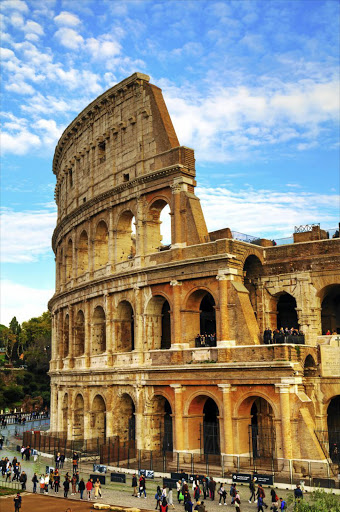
left=231, top=228, right=338, bottom=246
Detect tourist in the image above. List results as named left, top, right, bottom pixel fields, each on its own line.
left=13, top=492, right=22, bottom=512
left=79, top=478, right=85, bottom=499
left=208, top=476, right=216, bottom=500
left=279, top=497, right=287, bottom=510
left=294, top=484, right=303, bottom=504
left=39, top=474, right=45, bottom=493
left=71, top=473, right=77, bottom=495
left=160, top=497, right=168, bottom=512
left=94, top=478, right=102, bottom=499
left=234, top=490, right=241, bottom=512
left=63, top=476, right=70, bottom=498
left=55, top=451, right=61, bottom=469
left=72, top=451, right=79, bottom=474
left=257, top=485, right=268, bottom=509
left=24, top=446, right=30, bottom=461
left=167, top=486, right=175, bottom=509
left=230, top=483, right=237, bottom=504
left=202, top=477, right=208, bottom=499
left=32, top=473, right=38, bottom=493
left=138, top=473, right=147, bottom=498
left=218, top=482, right=227, bottom=505
left=6, top=463, right=12, bottom=482
left=132, top=473, right=138, bottom=496
left=270, top=488, right=279, bottom=510
left=86, top=478, right=93, bottom=500
left=185, top=496, right=194, bottom=512
left=194, top=484, right=201, bottom=502
left=257, top=494, right=265, bottom=512
left=19, top=471, right=27, bottom=490
left=49, top=469, right=54, bottom=489
left=44, top=473, right=49, bottom=494
left=249, top=478, right=256, bottom=503
left=60, top=453, right=65, bottom=468
left=20, top=446, right=25, bottom=460
left=155, top=485, right=162, bottom=509
left=54, top=470, right=60, bottom=493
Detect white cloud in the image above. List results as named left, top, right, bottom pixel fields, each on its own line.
left=54, top=10, right=81, bottom=26
left=85, top=36, right=121, bottom=59
left=23, top=20, right=44, bottom=36
left=1, top=0, right=28, bottom=13
left=54, top=27, right=84, bottom=49
left=196, top=186, right=340, bottom=238
left=0, top=205, right=57, bottom=263
left=0, top=280, right=54, bottom=326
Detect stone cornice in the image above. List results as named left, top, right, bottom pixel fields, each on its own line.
left=52, top=72, right=150, bottom=175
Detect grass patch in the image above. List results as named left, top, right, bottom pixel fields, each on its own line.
left=0, top=486, right=18, bottom=496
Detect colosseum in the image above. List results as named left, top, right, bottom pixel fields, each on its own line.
left=48, top=72, right=340, bottom=477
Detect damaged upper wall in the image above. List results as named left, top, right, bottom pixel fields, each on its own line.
left=53, top=73, right=196, bottom=220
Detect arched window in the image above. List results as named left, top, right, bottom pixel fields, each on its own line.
left=91, top=395, right=106, bottom=441
left=243, top=255, right=263, bottom=319
left=116, top=394, right=136, bottom=445
left=276, top=293, right=298, bottom=330
left=73, top=394, right=84, bottom=440
left=146, top=200, right=172, bottom=253
left=145, top=295, right=171, bottom=350
left=74, top=310, right=85, bottom=357
left=321, top=285, right=340, bottom=334
left=187, top=395, right=220, bottom=454
left=66, top=239, right=73, bottom=280
left=78, top=230, right=89, bottom=275
left=116, top=211, right=135, bottom=262
left=185, top=290, right=217, bottom=346
left=116, top=301, right=134, bottom=352
left=63, top=314, right=69, bottom=358
left=327, top=396, right=340, bottom=463
left=94, top=221, right=109, bottom=270
left=92, top=306, right=106, bottom=354
left=147, top=396, right=173, bottom=452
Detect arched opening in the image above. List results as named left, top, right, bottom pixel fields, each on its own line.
left=276, top=293, right=298, bottom=330
left=304, top=354, right=317, bottom=377
left=145, top=295, right=171, bottom=350
left=63, top=314, right=69, bottom=358
left=185, top=290, right=217, bottom=346
left=116, top=301, right=134, bottom=352
left=116, top=210, right=136, bottom=262
left=147, top=396, right=173, bottom=453
left=146, top=199, right=172, bottom=253
left=78, top=230, right=89, bottom=275
left=187, top=395, right=220, bottom=454
left=58, top=247, right=64, bottom=285
left=327, top=396, right=340, bottom=463
left=94, top=221, right=109, bottom=270
left=243, top=255, right=262, bottom=323
left=250, top=397, right=275, bottom=461
left=73, top=394, right=84, bottom=440
left=66, top=239, right=73, bottom=281
left=92, top=306, right=106, bottom=354
left=61, top=393, right=68, bottom=435
left=74, top=310, right=85, bottom=357
left=115, top=394, right=136, bottom=445
left=91, top=395, right=106, bottom=441
left=321, top=285, right=340, bottom=334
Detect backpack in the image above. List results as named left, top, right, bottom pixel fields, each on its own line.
left=281, top=500, right=287, bottom=510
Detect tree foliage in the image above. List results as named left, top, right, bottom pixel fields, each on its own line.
left=287, top=490, right=340, bottom=511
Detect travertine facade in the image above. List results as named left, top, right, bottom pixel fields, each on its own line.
left=49, top=73, right=340, bottom=468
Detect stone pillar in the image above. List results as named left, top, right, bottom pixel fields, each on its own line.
left=218, top=384, right=234, bottom=456
left=133, top=285, right=143, bottom=355
left=171, top=384, right=184, bottom=451
left=276, top=384, right=293, bottom=460
left=105, top=293, right=113, bottom=366
left=170, top=280, right=182, bottom=344
left=57, top=388, right=63, bottom=433
left=105, top=388, right=114, bottom=439
left=135, top=385, right=144, bottom=450
left=88, top=220, right=94, bottom=278
left=67, top=391, right=73, bottom=440
left=217, top=274, right=229, bottom=340
left=72, top=239, right=76, bottom=283
left=108, top=207, right=114, bottom=271
left=171, top=181, right=183, bottom=247
left=83, top=389, right=91, bottom=439
left=50, top=384, right=58, bottom=433
left=51, top=313, right=57, bottom=363
left=85, top=300, right=91, bottom=368
left=68, top=305, right=74, bottom=368
left=57, top=311, right=63, bottom=370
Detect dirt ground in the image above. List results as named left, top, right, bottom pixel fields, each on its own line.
left=0, top=493, right=154, bottom=512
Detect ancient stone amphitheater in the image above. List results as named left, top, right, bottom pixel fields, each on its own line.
left=49, top=73, right=340, bottom=474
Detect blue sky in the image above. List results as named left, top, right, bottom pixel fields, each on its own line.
left=1, top=0, right=339, bottom=326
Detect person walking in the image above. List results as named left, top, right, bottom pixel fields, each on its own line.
left=234, top=490, right=241, bottom=512
left=160, top=497, right=168, bottom=512
left=257, top=485, right=268, bottom=509
left=86, top=478, right=93, bottom=500
left=13, top=493, right=22, bottom=512
left=132, top=473, right=138, bottom=496
left=249, top=478, right=256, bottom=503
left=138, top=474, right=147, bottom=498
left=208, top=477, right=216, bottom=501
left=168, top=486, right=175, bottom=509
left=257, top=495, right=265, bottom=512
left=94, top=478, right=102, bottom=499
left=54, top=471, right=60, bottom=493
left=79, top=478, right=85, bottom=499
left=71, top=474, right=77, bottom=495
left=19, top=471, right=27, bottom=490
left=218, top=483, right=227, bottom=505
left=294, top=484, right=303, bottom=505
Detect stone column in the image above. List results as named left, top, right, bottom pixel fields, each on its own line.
left=135, top=385, right=144, bottom=450
left=67, top=391, right=73, bottom=440
left=57, top=388, right=63, bottom=433
left=50, top=384, right=58, bottom=433
left=105, top=388, right=114, bottom=439
left=170, top=280, right=182, bottom=344
left=68, top=305, right=74, bottom=368
left=88, top=220, right=94, bottom=278
left=51, top=313, right=57, bottom=364
left=133, top=285, right=143, bottom=356
left=217, top=274, right=229, bottom=340
left=83, top=389, right=91, bottom=439
left=108, top=207, right=114, bottom=271
left=171, top=384, right=184, bottom=451
left=105, top=293, right=113, bottom=366
left=85, top=300, right=91, bottom=368
left=218, top=384, right=234, bottom=456
left=276, top=384, right=293, bottom=460
left=171, top=181, right=183, bottom=247
left=57, top=311, right=63, bottom=370
left=72, top=239, right=76, bottom=283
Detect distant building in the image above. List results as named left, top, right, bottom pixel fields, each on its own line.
left=49, top=73, right=340, bottom=473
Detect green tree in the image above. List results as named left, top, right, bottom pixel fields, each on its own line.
left=287, top=490, right=340, bottom=511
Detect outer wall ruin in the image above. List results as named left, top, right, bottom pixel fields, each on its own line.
left=49, top=73, right=340, bottom=470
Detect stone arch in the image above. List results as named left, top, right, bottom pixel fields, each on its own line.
left=73, top=393, right=84, bottom=440
left=327, top=395, right=340, bottom=462
left=237, top=395, right=276, bottom=460
left=243, top=254, right=263, bottom=322
left=94, top=220, right=109, bottom=270
left=319, top=284, right=340, bottom=334
left=184, top=288, right=217, bottom=345
left=115, top=393, right=136, bottom=444
left=63, top=313, right=69, bottom=358
left=92, top=306, right=106, bottom=354
left=78, top=230, right=89, bottom=275
left=65, top=239, right=73, bottom=281
left=116, top=210, right=136, bottom=262
left=270, top=291, right=299, bottom=331
left=58, top=246, right=64, bottom=286
left=304, top=354, right=318, bottom=377
left=144, top=394, right=173, bottom=452
left=115, top=300, right=134, bottom=352
left=240, top=248, right=265, bottom=267
left=144, top=294, right=171, bottom=350
left=187, top=394, right=221, bottom=454
left=61, top=393, right=68, bottom=434
left=74, top=310, right=85, bottom=357
left=146, top=198, right=172, bottom=253
left=91, top=394, right=106, bottom=441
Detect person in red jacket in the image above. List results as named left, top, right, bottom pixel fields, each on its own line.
left=86, top=478, right=93, bottom=500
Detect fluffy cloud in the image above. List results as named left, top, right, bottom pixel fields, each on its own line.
left=54, top=27, right=84, bottom=49
left=54, top=10, right=81, bottom=26
left=1, top=0, right=28, bottom=13
left=0, top=280, right=54, bottom=326
left=0, top=205, right=57, bottom=263
left=85, top=36, right=121, bottom=59
left=196, top=185, right=340, bottom=238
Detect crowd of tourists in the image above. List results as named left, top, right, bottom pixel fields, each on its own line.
left=0, top=410, right=49, bottom=427
left=263, top=327, right=304, bottom=344
left=195, top=333, right=217, bottom=347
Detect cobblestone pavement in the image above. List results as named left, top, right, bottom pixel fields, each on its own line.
left=0, top=444, right=334, bottom=512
